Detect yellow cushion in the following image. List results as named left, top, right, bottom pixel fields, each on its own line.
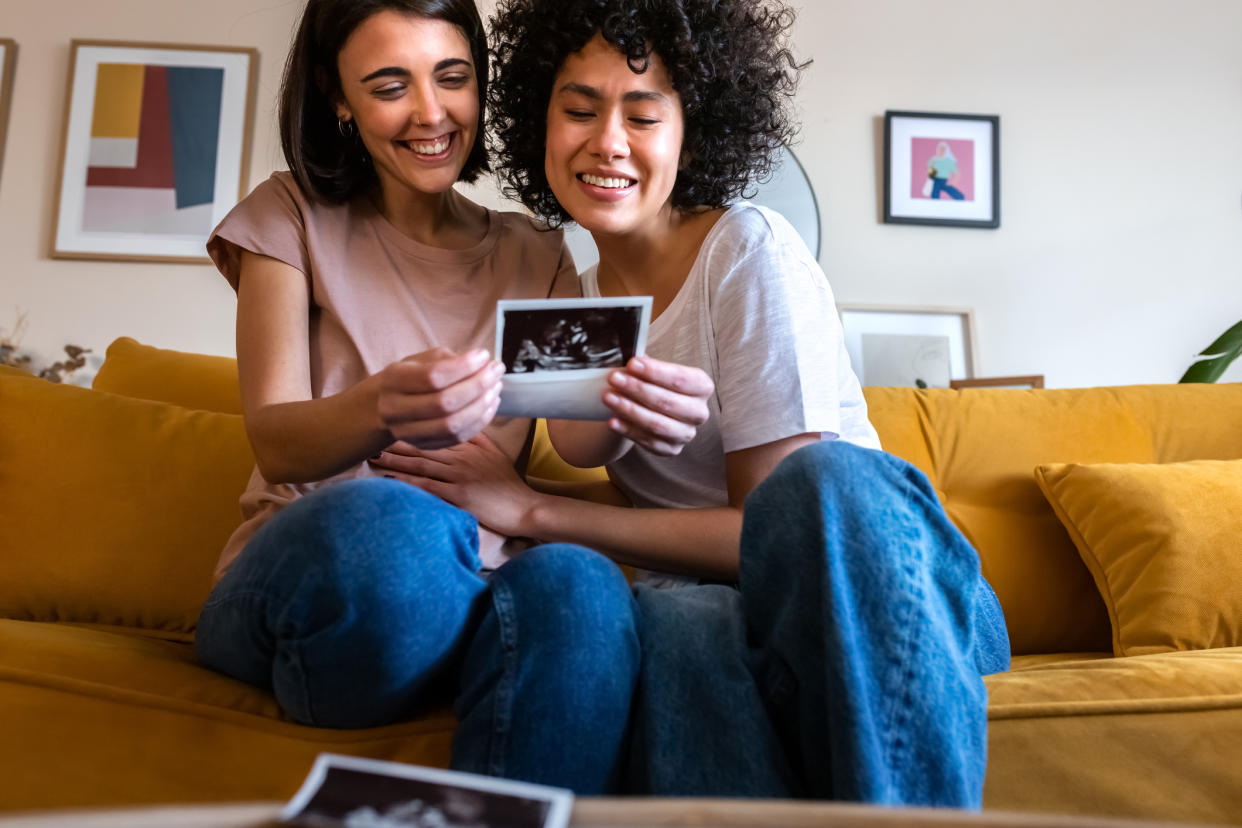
left=1035, top=459, right=1242, bottom=657
left=868, top=383, right=1242, bottom=656
left=0, top=372, right=254, bottom=634
left=92, top=336, right=242, bottom=414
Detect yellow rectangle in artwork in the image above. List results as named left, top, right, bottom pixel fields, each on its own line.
left=90, top=63, right=145, bottom=139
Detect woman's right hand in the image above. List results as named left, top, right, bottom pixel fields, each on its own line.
left=374, top=348, right=505, bottom=450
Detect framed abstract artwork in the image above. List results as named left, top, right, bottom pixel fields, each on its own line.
left=51, top=40, right=258, bottom=263
left=883, top=110, right=999, bottom=229
left=0, top=39, right=16, bottom=186
left=838, top=304, right=977, bottom=389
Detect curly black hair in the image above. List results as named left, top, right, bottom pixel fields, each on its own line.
left=487, top=0, right=804, bottom=226
left=279, top=0, right=490, bottom=203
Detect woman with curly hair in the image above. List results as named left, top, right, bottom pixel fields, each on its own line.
left=377, top=0, right=1011, bottom=806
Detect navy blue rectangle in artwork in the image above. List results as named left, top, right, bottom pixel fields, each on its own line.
left=166, top=66, right=224, bottom=209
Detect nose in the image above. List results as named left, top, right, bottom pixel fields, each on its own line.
left=588, top=110, right=628, bottom=161
left=409, top=80, right=445, bottom=128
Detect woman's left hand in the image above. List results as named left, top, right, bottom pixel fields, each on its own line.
left=603, top=357, right=714, bottom=456
left=369, top=434, right=540, bottom=538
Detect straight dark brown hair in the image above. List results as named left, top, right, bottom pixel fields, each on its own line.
left=279, top=0, right=490, bottom=203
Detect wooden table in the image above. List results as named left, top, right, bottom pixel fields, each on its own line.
left=0, top=800, right=1215, bottom=827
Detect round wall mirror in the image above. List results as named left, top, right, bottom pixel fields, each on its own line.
left=563, top=143, right=821, bottom=271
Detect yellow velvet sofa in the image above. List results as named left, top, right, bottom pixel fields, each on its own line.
left=3, top=337, right=1242, bottom=822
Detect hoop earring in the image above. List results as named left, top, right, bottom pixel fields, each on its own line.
left=337, top=117, right=356, bottom=138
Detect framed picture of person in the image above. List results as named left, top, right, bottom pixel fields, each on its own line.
left=883, top=110, right=1000, bottom=229
left=0, top=39, right=17, bottom=187
left=50, top=40, right=258, bottom=263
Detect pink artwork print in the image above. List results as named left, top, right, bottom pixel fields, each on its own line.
left=910, top=137, right=975, bottom=201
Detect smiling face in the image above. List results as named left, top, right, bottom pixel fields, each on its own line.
left=334, top=11, right=479, bottom=199
left=544, top=34, right=685, bottom=239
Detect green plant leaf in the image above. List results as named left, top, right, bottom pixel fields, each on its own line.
left=1179, top=320, right=1242, bottom=383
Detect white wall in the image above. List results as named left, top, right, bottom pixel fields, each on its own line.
left=1, top=0, right=1239, bottom=386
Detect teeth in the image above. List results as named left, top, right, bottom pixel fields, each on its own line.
left=408, top=138, right=450, bottom=155
left=581, top=174, right=633, bottom=189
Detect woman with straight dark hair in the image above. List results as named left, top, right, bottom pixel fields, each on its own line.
left=194, top=0, right=711, bottom=793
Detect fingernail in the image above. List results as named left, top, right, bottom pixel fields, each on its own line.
left=469, top=349, right=489, bottom=363
left=630, top=358, right=645, bottom=371
left=610, top=371, right=627, bottom=386
left=603, top=391, right=620, bottom=405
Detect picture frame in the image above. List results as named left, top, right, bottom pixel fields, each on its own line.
left=883, top=110, right=1000, bottom=229
left=838, top=304, right=978, bottom=388
left=0, top=39, right=17, bottom=187
left=951, top=375, right=1044, bottom=390
left=51, top=40, right=258, bottom=263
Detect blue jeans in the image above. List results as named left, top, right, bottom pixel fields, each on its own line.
left=624, top=441, right=1009, bottom=807
left=195, top=478, right=638, bottom=793
left=931, top=178, right=965, bottom=200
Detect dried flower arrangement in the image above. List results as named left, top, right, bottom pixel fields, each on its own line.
left=0, top=312, right=93, bottom=384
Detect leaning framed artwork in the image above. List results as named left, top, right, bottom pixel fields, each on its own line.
left=838, top=304, right=977, bottom=389
left=951, top=375, right=1044, bottom=390
left=883, top=110, right=999, bottom=229
left=0, top=39, right=16, bottom=185
left=51, top=40, right=258, bottom=263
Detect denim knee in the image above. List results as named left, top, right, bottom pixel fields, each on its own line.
left=266, top=478, right=481, bottom=603
left=198, top=478, right=486, bottom=727
left=760, top=440, right=930, bottom=503
left=490, top=544, right=637, bottom=646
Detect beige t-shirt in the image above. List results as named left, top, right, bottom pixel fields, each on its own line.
left=207, top=172, right=576, bottom=581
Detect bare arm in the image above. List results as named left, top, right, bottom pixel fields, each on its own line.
left=377, top=431, right=822, bottom=580
left=236, top=250, right=503, bottom=484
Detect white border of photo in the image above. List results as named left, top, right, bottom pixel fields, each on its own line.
left=495, top=296, right=653, bottom=421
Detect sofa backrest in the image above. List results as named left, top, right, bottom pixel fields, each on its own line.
left=72, top=339, right=1242, bottom=654
left=863, top=384, right=1242, bottom=655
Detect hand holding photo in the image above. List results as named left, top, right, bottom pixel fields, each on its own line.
left=495, top=297, right=652, bottom=420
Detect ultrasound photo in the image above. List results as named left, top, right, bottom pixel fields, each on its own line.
left=493, top=297, right=652, bottom=420
left=282, top=754, right=571, bottom=828
left=501, top=307, right=640, bottom=374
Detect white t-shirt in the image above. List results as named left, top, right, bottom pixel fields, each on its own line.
left=580, top=203, right=881, bottom=585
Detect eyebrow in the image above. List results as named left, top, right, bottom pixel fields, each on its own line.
left=360, top=58, right=471, bottom=83
left=557, top=82, right=669, bottom=105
